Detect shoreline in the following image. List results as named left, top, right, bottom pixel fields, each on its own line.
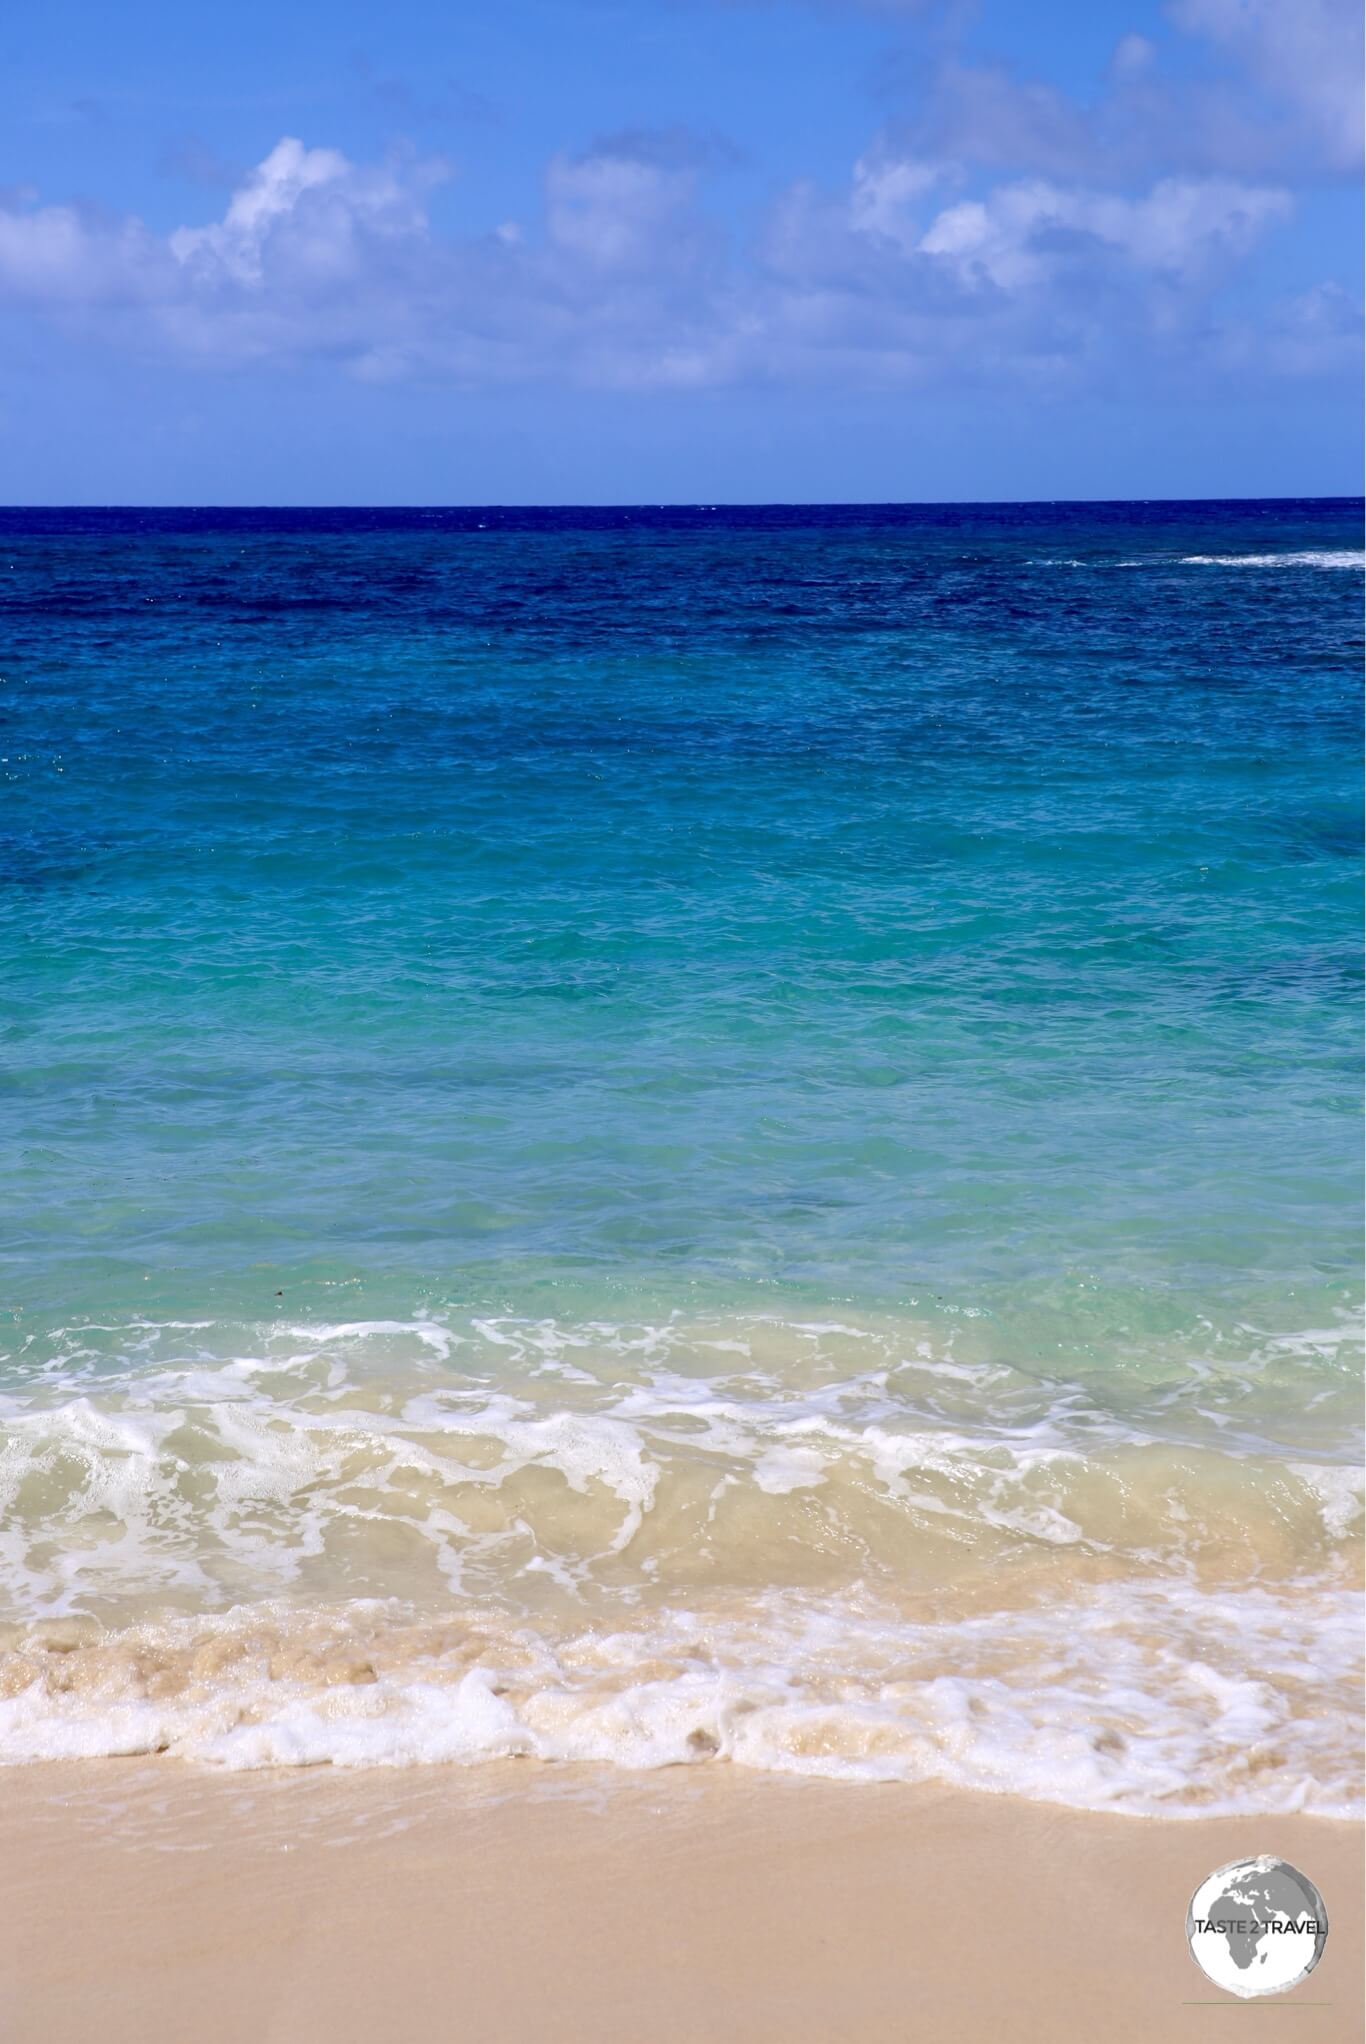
left=2, top=1760, right=1360, bottom=2043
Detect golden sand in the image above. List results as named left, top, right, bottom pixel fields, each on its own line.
left=1, top=1761, right=1359, bottom=2043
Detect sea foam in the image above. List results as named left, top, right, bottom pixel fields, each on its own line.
left=0, top=1582, right=1359, bottom=1817
left=0, top=1313, right=1360, bottom=1812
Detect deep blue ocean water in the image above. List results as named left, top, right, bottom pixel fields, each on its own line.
left=0, top=500, right=1360, bottom=1796
left=4, top=499, right=1360, bottom=1345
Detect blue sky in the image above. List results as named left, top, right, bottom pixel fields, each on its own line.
left=2, top=0, right=1361, bottom=501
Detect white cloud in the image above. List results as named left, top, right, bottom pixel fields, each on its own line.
left=0, top=112, right=1341, bottom=402
left=0, top=201, right=164, bottom=305
left=170, top=140, right=352, bottom=284
left=545, top=143, right=705, bottom=272
left=1111, top=34, right=1157, bottom=81
left=918, top=176, right=1293, bottom=292
left=1214, top=280, right=1363, bottom=380
left=848, top=152, right=944, bottom=252
left=894, top=0, right=1362, bottom=186
left=1171, top=0, right=1364, bottom=169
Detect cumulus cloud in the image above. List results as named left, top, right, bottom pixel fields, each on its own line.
left=0, top=128, right=1319, bottom=395
left=747, top=145, right=1315, bottom=395
left=917, top=176, right=1292, bottom=292
left=167, top=138, right=431, bottom=288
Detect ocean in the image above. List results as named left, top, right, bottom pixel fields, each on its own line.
left=0, top=499, right=1361, bottom=1812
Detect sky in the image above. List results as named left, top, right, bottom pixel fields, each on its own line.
left=1, top=0, right=1361, bottom=502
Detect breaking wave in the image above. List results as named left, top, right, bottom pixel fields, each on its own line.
left=0, top=1313, right=1359, bottom=1811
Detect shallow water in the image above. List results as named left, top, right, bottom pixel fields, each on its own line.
left=1, top=500, right=1361, bottom=1809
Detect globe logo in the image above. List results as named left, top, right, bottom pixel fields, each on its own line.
left=1186, top=1857, right=1329, bottom=1999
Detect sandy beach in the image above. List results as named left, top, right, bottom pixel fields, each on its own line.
left=1, top=1763, right=1359, bottom=2043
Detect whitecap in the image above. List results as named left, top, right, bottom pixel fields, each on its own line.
left=1178, top=550, right=1364, bottom=568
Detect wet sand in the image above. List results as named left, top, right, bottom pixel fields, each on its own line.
left=0, top=1762, right=1359, bottom=2043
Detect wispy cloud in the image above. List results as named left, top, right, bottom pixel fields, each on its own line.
left=1171, top=0, right=1364, bottom=171
left=881, top=0, right=1363, bottom=184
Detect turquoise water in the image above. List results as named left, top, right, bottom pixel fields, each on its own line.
left=0, top=501, right=1360, bottom=1804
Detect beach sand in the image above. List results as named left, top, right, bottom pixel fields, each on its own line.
left=0, top=1762, right=1359, bottom=2043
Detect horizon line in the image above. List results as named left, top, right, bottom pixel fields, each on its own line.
left=2, top=493, right=1362, bottom=514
